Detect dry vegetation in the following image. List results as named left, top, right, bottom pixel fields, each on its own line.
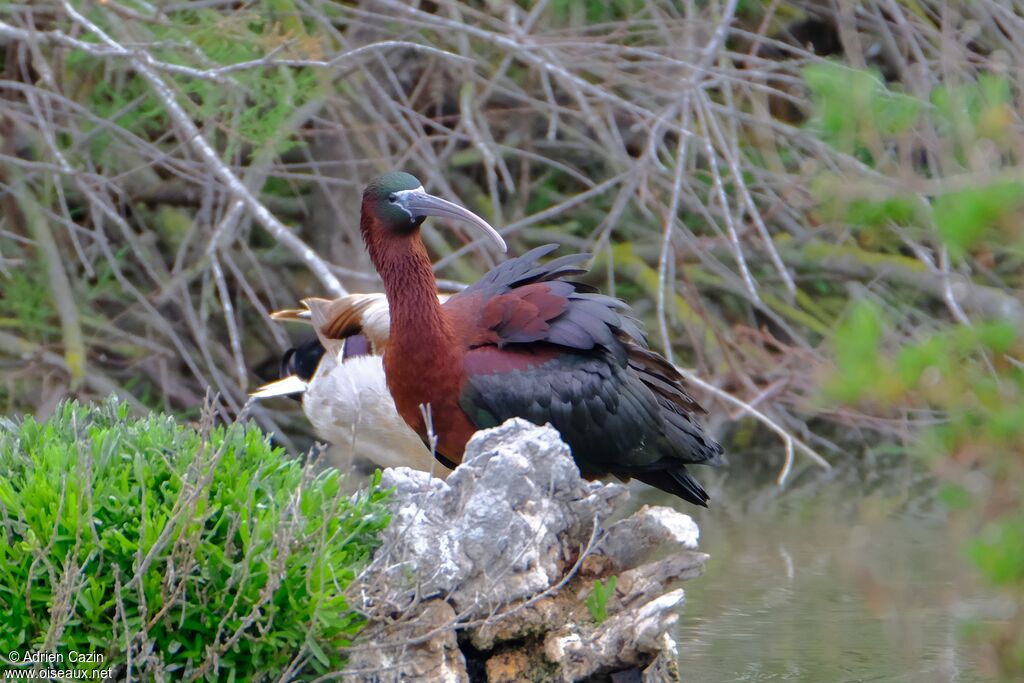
left=0, top=0, right=1015, bottom=456
left=2, top=0, right=1024, bottom=676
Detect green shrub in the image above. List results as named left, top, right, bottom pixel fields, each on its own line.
left=0, top=399, right=390, bottom=680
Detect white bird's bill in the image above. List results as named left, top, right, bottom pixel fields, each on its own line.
left=250, top=375, right=309, bottom=398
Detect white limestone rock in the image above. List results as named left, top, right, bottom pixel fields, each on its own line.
left=346, top=418, right=707, bottom=683
left=374, top=418, right=626, bottom=612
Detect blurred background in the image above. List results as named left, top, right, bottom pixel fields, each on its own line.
left=1, top=1, right=1022, bottom=679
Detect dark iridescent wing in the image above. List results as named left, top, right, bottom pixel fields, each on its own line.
left=449, top=245, right=723, bottom=506
left=459, top=346, right=655, bottom=464
left=445, top=244, right=645, bottom=361
left=459, top=344, right=722, bottom=507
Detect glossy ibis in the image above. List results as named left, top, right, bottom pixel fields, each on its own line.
left=359, top=172, right=724, bottom=506
left=252, top=295, right=449, bottom=476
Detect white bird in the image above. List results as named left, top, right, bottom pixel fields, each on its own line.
left=252, top=294, right=450, bottom=478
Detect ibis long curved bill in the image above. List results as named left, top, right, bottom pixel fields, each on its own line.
left=394, top=188, right=507, bottom=253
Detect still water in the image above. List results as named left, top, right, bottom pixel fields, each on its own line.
left=637, top=458, right=996, bottom=682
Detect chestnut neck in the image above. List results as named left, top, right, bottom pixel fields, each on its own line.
left=362, top=212, right=455, bottom=361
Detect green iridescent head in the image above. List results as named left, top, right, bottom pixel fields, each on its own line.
left=362, top=172, right=425, bottom=231
left=361, top=171, right=507, bottom=251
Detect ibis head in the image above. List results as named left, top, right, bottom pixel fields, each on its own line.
left=360, top=172, right=506, bottom=255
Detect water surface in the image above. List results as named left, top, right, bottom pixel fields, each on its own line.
left=636, top=458, right=993, bottom=682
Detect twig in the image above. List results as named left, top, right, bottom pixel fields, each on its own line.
left=210, top=253, right=247, bottom=390
left=657, top=103, right=693, bottom=362
left=679, top=366, right=831, bottom=484
left=7, top=169, right=87, bottom=390
left=0, top=20, right=469, bottom=83
left=697, top=87, right=796, bottom=297
left=694, top=97, right=761, bottom=303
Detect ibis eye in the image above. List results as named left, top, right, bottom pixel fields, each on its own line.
left=388, top=193, right=398, bottom=202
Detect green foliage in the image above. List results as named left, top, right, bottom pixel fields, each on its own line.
left=844, top=195, right=919, bottom=230
left=932, top=74, right=1014, bottom=149
left=0, top=400, right=391, bottom=680
left=808, top=68, right=1023, bottom=262
left=933, top=182, right=1024, bottom=258
left=937, top=483, right=973, bottom=512
left=804, top=62, right=922, bottom=158
left=0, top=257, right=55, bottom=342
left=585, top=575, right=617, bottom=624
left=971, top=517, right=1024, bottom=587
left=830, top=305, right=1020, bottom=421
left=828, top=301, right=887, bottom=403
left=63, top=6, right=322, bottom=162
left=807, top=61, right=1024, bottom=676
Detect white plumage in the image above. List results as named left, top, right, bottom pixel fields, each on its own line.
left=252, top=293, right=450, bottom=478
